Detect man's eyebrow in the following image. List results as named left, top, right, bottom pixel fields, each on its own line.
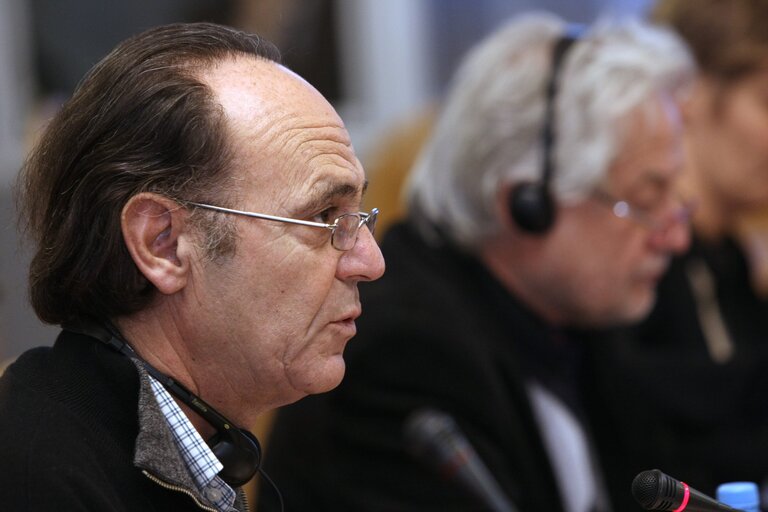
left=300, top=179, right=369, bottom=212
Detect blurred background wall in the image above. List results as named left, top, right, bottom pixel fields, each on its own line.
left=0, top=0, right=653, bottom=364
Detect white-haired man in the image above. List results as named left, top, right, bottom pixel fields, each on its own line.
left=259, top=12, right=694, bottom=512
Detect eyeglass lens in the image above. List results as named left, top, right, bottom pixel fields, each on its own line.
left=331, top=212, right=378, bottom=250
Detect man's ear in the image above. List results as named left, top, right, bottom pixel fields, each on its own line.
left=121, top=193, right=193, bottom=295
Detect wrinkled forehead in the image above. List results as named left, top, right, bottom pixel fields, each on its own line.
left=201, top=56, right=364, bottom=204
left=201, top=56, right=350, bottom=149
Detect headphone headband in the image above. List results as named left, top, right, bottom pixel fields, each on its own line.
left=508, top=25, right=583, bottom=234
left=540, top=27, right=582, bottom=189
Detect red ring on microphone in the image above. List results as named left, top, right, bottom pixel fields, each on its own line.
left=673, top=482, right=691, bottom=512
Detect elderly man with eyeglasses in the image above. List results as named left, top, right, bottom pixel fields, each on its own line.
left=0, top=22, right=384, bottom=511
left=259, top=12, right=695, bottom=512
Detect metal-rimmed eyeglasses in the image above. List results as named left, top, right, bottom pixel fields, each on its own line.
left=591, top=188, right=694, bottom=232
left=185, top=202, right=378, bottom=251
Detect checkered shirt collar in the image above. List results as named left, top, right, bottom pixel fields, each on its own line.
left=148, top=375, right=237, bottom=511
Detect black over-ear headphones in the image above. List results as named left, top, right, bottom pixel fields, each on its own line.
left=509, top=27, right=582, bottom=234
left=65, top=323, right=261, bottom=488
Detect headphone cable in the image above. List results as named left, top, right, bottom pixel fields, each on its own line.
left=258, top=467, right=285, bottom=512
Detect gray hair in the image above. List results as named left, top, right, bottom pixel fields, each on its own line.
left=406, top=12, right=694, bottom=249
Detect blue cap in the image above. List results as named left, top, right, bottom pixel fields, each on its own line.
left=716, top=481, right=760, bottom=511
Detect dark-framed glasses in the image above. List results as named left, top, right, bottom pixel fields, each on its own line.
left=591, top=188, right=694, bottom=232
left=186, top=202, right=378, bottom=251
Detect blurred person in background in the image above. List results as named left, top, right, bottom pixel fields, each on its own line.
left=586, top=0, right=768, bottom=506
left=0, top=22, right=384, bottom=511
left=258, top=12, right=694, bottom=512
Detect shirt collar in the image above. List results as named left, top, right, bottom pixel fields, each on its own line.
left=148, top=375, right=237, bottom=511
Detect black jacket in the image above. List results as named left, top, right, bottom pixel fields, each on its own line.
left=0, top=330, right=248, bottom=511
left=586, top=237, right=768, bottom=509
left=259, top=221, right=610, bottom=512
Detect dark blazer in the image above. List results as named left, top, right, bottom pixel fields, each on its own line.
left=260, top=221, right=603, bottom=512
left=0, top=330, right=247, bottom=511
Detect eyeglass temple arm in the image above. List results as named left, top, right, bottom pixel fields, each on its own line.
left=186, top=202, right=334, bottom=229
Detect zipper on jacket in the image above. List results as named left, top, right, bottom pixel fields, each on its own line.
left=237, top=487, right=250, bottom=512
left=143, top=470, right=219, bottom=512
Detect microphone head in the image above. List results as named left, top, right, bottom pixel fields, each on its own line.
left=632, top=469, right=680, bottom=511
left=403, top=408, right=518, bottom=512
left=404, top=408, right=462, bottom=468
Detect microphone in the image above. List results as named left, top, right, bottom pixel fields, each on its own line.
left=631, top=469, right=741, bottom=512
left=404, top=408, right=518, bottom=512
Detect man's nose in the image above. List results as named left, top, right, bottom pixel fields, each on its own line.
left=649, top=205, right=691, bottom=254
left=339, top=226, right=385, bottom=282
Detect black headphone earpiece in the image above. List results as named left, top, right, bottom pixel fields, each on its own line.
left=64, top=322, right=262, bottom=487
left=209, top=425, right=262, bottom=487
left=509, top=182, right=555, bottom=234
left=509, top=27, right=582, bottom=234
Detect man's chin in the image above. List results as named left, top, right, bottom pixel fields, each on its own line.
left=578, top=291, right=656, bottom=329
left=611, top=291, right=656, bottom=327
left=292, top=357, right=347, bottom=397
